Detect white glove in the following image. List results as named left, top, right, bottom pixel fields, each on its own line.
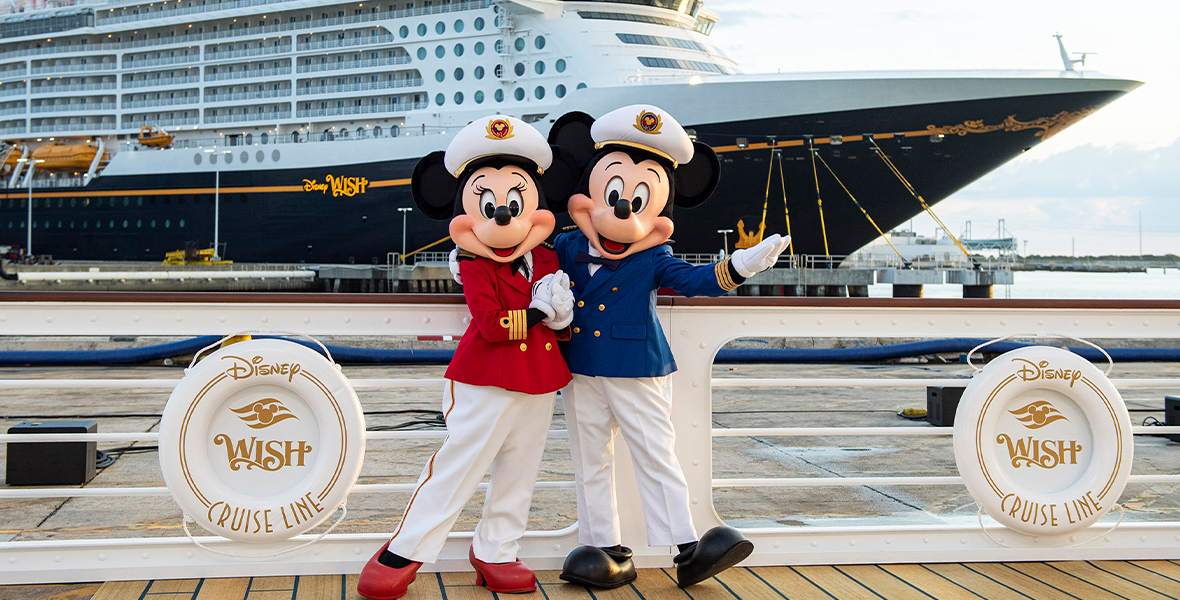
left=529, top=273, right=556, bottom=320
left=729, top=234, right=791, bottom=278
left=546, top=271, right=574, bottom=330
left=448, top=247, right=463, bottom=285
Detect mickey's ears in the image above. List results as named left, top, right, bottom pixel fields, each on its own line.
left=548, top=111, right=597, bottom=168
left=674, top=142, right=720, bottom=209
left=410, top=151, right=458, bottom=221
left=541, top=145, right=581, bottom=214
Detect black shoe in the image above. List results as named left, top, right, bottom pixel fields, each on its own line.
left=673, top=527, right=754, bottom=588
left=559, top=545, right=637, bottom=589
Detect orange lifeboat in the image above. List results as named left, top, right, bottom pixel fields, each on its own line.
left=137, top=125, right=174, bottom=148
left=29, top=142, right=108, bottom=171
left=0, top=144, right=24, bottom=173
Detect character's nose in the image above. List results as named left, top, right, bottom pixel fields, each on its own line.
left=493, top=205, right=512, bottom=226
left=613, top=198, right=632, bottom=219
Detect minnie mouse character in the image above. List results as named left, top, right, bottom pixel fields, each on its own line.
left=358, top=115, right=577, bottom=600
left=546, top=105, right=790, bottom=588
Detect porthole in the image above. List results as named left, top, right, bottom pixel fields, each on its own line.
left=123, top=197, right=129, bottom=206
left=475, top=65, right=485, bottom=79
left=514, top=62, right=525, bottom=76
left=272, top=149, right=280, bottom=161
left=57, top=220, right=62, bottom=228
left=494, top=64, right=503, bottom=78
left=70, top=198, right=76, bottom=207
left=194, top=153, right=203, bottom=165
left=69, top=221, right=74, bottom=229
left=556, top=84, right=566, bottom=98
left=417, top=47, right=427, bottom=60
left=556, top=59, right=566, bottom=72
left=137, top=197, right=143, bottom=206
left=417, top=23, right=427, bottom=36
left=245, top=133, right=253, bottom=145
left=535, top=61, right=545, bottom=74
left=454, top=19, right=464, bottom=33
left=435, top=93, right=445, bottom=106
left=224, top=152, right=232, bottom=164
left=57, top=198, right=64, bottom=208
left=435, top=21, right=445, bottom=35
left=577, top=82, right=587, bottom=89
left=108, top=220, right=114, bottom=229
left=494, top=15, right=500, bottom=27
left=474, top=41, right=485, bottom=55
left=178, top=196, right=187, bottom=205
left=256, top=150, right=264, bottom=163
left=474, top=17, right=484, bottom=30
left=454, top=91, right=463, bottom=105
left=535, top=36, right=546, bottom=50
left=435, top=45, right=445, bottom=58
left=454, top=67, right=464, bottom=80
left=261, top=132, right=269, bottom=144
left=151, top=219, right=156, bottom=228
left=435, top=69, right=445, bottom=82
left=209, top=153, right=218, bottom=164
left=122, top=219, right=128, bottom=228
left=165, top=219, right=171, bottom=228
left=494, top=40, right=504, bottom=54
left=514, top=87, right=524, bottom=101
left=81, top=220, right=87, bottom=229
left=474, top=90, right=484, bottom=104
left=31, top=199, right=38, bottom=208
left=179, top=219, right=185, bottom=228
left=399, top=25, right=409, bottom=38
left=95, top=198, right=102, bottom=207
left=240, top=151, right=248, bottom=163
left=514, top=37, right=525, bottom=52
left=453, top=43, right=464, bottom=57
left=136, top=220, right=142, bottom=228
left=534, top=86, right=544, bottom=99
left=494, top=89, right=504, bottom=102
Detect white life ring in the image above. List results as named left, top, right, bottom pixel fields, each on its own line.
left=159, top=338, right=365, bottom=543
left=953, top=345, right=1132, bottom=537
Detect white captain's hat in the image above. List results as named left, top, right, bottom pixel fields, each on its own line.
left=590, top=104, right=694, bottom=168
left=444, top=115, right=552, bottom=177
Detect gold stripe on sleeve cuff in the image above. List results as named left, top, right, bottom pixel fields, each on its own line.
left=715, top=259, right=739, bottom=291
left=508, top=309, right=527, bottom=340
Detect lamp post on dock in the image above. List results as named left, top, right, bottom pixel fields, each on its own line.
left=398, top=207, right=412, bottom=264
left=717, top=228, right=733, bottom=257
left=17, top=157, right=45, bottom=258
left=205, top=149, right=232, bottom=259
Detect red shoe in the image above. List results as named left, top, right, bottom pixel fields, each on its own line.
left=358, top=541, right=422, bottom=600
left=469, top=546, right=537, bottom=593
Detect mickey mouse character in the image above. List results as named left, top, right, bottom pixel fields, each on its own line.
left=546, top=105, right=790, bottom=588
left=358, top=115, right=577, bottom=600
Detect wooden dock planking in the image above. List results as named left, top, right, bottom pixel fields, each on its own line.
left=5, top=562, right=1177, bottom=600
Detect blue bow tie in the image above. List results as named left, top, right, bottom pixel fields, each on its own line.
left=575, top=251, right=622, bottom=271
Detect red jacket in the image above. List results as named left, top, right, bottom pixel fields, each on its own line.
left=445, top=248, right=572, bottom=394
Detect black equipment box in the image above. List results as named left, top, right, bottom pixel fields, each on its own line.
left=1165, top=396, right=1180, bottom=443
left=5, top=420, right=97, bottom=486
left=927, top=386, right=965, bottom=427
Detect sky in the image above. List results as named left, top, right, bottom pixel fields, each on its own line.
left=704, top=0, right=1178, bottom=256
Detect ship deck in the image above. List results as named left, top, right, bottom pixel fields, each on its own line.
left=6, top=562, right=1180, bottom=600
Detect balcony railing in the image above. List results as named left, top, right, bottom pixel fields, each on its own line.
left=120, top=117, right=199, bottom=127
left=296, top=34, right=394, bottom=52
left=121, top=97, right=200, bottom=109
left=297, top=56, right=410, bottom=74
left=203, top=44, right=291, bottom=61
left=0, top=125, right=25, bottom=134
left=30, top=62, right=118, bottom=76
left=30, top=122, right=117, bottom=132
left=122, top=75, right=202, bottom=89
left=296, top=101, right=424, bottom=118
left=203, top=111, right=289, bottom=124
left=30, top=103, right=117, bottom=114
left=0, top=85, right=26, bottom=97
left=204, top=67, right=291, bottom=82
left=121, top=55, right=201, bottom=69
left=296, top=77, right=423, bottom=96
left=0, top=107, right=25, bottom=116
left=31, top=83, right=116, bottom=95
left=204, top=89, right=291, bottom=102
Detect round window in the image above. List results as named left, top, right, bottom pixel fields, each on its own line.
left=240, top=151, right=249, bottom=163
left=475, top=41, right=485, bottom=55
left=417, top=23, right=427, bottom=36
left=474, top=17, right=484, bottom=30
left=514, top=87, right=524, bottom=101
left=454, top=43, right=464, bottom=57
left=193, top=153, right=202, bottom=165
left=535, top=61, right=545, bottom=74
left=514, top=62, right=525, bottom=76
left=256, top=150, right=264, bottom=163
left=417, top=47, right=427, bottom=60
left=577, top=82, right=588, bottom=89
left=556, top=59, right=566, bottom=73
left=272, top=149, right=280, bottom=161
left=454, top=92, right=464, bottom=105
left=535, top=36, right=546, bottom=50
left=495, top=40, right=504, bottom=54
left=224, top=152, right=232, bottom=164
left=474, top=90, right=484, bottom=104
left=435, top=93, right=445, bottom=106
left=534, top=86, right=544, bottom=100
left=435, top=69, right=445, bottom=82
left=454, top=19, right=464, bottom=33
left=435, top=45, right=445, bottom=58
left=454, top=67, right=464, bottom=81
left=514, top=37, right=525, bottom=52
left=244, top=133, right=253, bottom=145
left=494, top=89, right=504, bottom=102
left=399, top=25, right=409, bottom=38
left=556, top=84, right=566, bottom=98
left=435, top=21, right=445, bottom=35
left=261, top=132, right=269, bottom=145
left=474, top=66, right=485, bottom=79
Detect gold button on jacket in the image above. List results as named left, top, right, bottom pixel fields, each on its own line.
left=519, top=343, right=527, bottom=352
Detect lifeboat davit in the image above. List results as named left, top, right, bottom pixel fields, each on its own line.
left=137, top=125, right=174, bottom=148
left=0, top=144, right=24, bottom=173
left=29, top=142, right=108, bottom=171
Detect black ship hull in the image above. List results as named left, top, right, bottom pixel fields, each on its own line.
left=0, top=87, right=1127, bottom=263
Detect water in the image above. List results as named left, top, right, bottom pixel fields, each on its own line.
left=867, top=268, right=1180, bottom=299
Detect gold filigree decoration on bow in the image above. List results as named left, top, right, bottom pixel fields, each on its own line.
left=926, top=107, right=1098, bottom=141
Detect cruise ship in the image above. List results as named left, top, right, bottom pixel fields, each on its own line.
left=0, top=0, right=1140, bottom=263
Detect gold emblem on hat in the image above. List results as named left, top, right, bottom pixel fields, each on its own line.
left=633, top=110, right=663, bottom=135
left=486, top=118, right=515, bottom=140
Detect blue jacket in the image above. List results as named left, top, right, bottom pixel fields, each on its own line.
left=554, top=230, right=737, bottom=378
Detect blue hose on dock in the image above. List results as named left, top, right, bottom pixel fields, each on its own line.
left=0, top=336, right=1176, bottom=366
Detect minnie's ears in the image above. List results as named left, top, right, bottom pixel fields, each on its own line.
left=540, top=145, right=581, bottom=214
left=674, top=141, right=720, bottom=209
left=547, top=111, right=597, bottom=168
left=410, top=151, right=458, bottom=221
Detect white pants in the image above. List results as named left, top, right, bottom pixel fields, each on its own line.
left=564, top=374, right=697, bottom=548
left=387, top=380, right=555, bottom=564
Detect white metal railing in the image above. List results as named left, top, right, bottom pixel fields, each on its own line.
left=297, top=77, right=423, bottom=96
left=122, top=55, right=201, bottom=69
left=204, top=89, right=291, bottom=102
left=204, top=44, right=292, bottom=60
left=30, top=62, right=118, bottom=75
left=296, top=103, right=405, bottom=118
left=0, top=125, right=25, bottom=134
left=204, top=66, right=291, bottom=81
left=297, top=55, right=411, bottom=73
left=297, top=33, right=395, bottom=52
left=29, top=122, right=115, bottom=132
left=203, top=111, right=289, bottom=124
left=0, top=85, right=26, bottom=97
left=122, top=97, right=201, bottom=109
left=31, top=83, right=117, bottom=94
left=0, top=107, right=24, bottom=116
left=121, top=117, right=199, bottom=128
left=122, top=76, right=202, bottom=89
left=0, top=299, right=1178, bottom=584
left=30, top=102, right=117, bottom=114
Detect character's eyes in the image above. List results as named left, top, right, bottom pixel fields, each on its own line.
left=507, top=188, right=523, bottom=217
left=604, top=176, right=625, bottom=207
left=480, top=189, right=496, bottom=219
left=631, top=182, right=649, bottom=213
